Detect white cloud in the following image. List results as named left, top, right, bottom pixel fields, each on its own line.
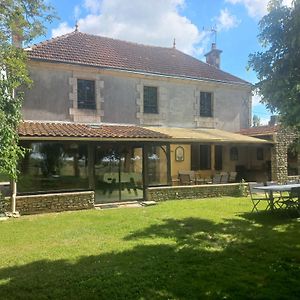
left=226, top=0, right=293, bottom=18
left=225, top=0, right=268, bottom=18
left=51, top=0, right=206, bottom=55
left=259, top=117, right=270, bottom=125
left=84, top=0, right=101, bottom=14
left=252, top=93, right=262, bottom=106
left=51, top=22, right=73, bottom=37
left=74, top=5, right=81, bottom=20
left=215, top=8, right=240, bottom=31
left=252, top=93, right=271, bottom=125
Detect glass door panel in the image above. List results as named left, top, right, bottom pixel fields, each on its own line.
left=120, top=147, right=143, bottom=201
left=94, top=144, right=143, bottom=203
left=95, top=146, right=120, bottom=203
left=147, top=145, right=168, bottom=186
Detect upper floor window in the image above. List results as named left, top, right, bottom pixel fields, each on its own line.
left=200, top=92, right=213, bottom=117
left=144, top=86, right=158, bottom=114
left=77, top=79, right=96, bottom=109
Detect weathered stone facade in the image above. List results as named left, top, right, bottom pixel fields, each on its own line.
left=271, top=127, right=299, bottom=183
left=146, top=183, right=243, bottom=202
left=1, top=191, right=95, bottom=215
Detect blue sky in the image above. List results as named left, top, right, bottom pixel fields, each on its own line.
left=41, top=0, right=292, bottom=125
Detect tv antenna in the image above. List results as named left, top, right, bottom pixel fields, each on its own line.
left=202, top=25, right=218, bottom=45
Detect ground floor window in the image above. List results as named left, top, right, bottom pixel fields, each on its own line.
left=18, top=141, right=170, bottom=203
left=18, top=142, right=89, bottom=193
left=191, top=144, right=211, bottom=170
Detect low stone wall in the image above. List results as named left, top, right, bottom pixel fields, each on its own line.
left=288, top=175, right=300, bottom=182
left=0, top=196, right=10, bottom=213
left=146, top=183, right=243, bottom=202
left=2, top=191, right=95, bottom=215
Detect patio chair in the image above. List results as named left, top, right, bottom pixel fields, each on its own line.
left=281, top=187, right=300, bottom=216
left=248, top=182, right=270, bottom=212
left=220, top=173, right=229, bottom=184
left=212, top=174, right=222, bottom=184
left=178, top=173, right=193, bottom=185
left=265, top=181, right=286, bottom=207
left=228, top=172, right=237, bottom=183
left=195, top=172, right=206, bottom=185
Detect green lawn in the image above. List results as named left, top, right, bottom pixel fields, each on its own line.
left=0, top=197, right=299, bottom=299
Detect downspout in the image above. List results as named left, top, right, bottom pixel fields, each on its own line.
left=11, top=88, right=17, bottom=214
left=11, top=180, right=17, bottom=214
left=10, top=28, right=23, bottom=215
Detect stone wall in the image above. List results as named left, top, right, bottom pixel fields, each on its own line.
left=24, top=61, right=251, bottom=131
left=146, top=183, right=243, bottom=202
left=0, top=196, right=9, bottom=213
left=271, top=127, right=299, bottom=183
left=1, top=191, right=95, bottom=215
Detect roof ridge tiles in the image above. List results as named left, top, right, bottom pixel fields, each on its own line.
left=28, top=30, right=78, bottom=50
left=28, top=30, right=174, bottom=52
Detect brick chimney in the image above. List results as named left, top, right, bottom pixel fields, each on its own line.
left=204, top=43, right=222, bottom=69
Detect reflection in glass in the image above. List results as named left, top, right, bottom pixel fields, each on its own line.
left=147, top=145, right=168, bottom=186
left=18, top=142, right=88, bottom=193
left=94, top=145, right=143, bottom=203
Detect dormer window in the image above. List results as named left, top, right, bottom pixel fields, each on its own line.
left=77, top=79, right=96, bottom=109
left=144, top=86, right=158, bottom=114
left=200, top=92, right=213, bottom=117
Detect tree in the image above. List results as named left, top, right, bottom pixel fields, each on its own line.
left=0, top=0, right=55, bottom=181
left=248, top=0, right=300, bottom=132
left=252, top=115, right=261, bottom=127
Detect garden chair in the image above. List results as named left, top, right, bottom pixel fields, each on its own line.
left=212, top=174, right=222, bottom=184
left=195, top=172, right=206, bottom=185
left=179, top=173, right=193, bottom=185
left=220, top=173, right=229, bottom=184
left=280, top=187, right=300, bottom=216
left=266, top=181, right=283, bottom=203
left=228, top=172, right=237, bottom=183
left=248, top=182, right=270, bottom=212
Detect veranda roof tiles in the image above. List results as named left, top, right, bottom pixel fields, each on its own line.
left=239, top=125, right=279, bottom=136
left=18, top=121, right=170, bottom=140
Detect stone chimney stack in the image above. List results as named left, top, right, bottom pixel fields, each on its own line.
left=204, top=43, right=222, bottom=69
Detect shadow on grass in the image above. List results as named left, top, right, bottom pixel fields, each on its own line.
left=0, top=214, right=299, bottom=299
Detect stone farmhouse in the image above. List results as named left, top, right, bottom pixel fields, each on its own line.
left=4, top=29, right=280, bottom=213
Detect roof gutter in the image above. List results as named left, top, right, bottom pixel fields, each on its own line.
left=19, top=136, right=171, bottom=142
left=19, top=136, right=272, bottom=144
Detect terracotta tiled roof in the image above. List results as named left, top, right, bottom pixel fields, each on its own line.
left=239, top=125, right=279, bottom=136
left=18, top=121, right=170, bottom=140
left=26, top=31, right=249, bottom=85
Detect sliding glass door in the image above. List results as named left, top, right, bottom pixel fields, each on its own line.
left=94, top=144, right=143, bottom=203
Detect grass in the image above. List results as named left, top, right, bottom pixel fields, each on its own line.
left=0, top=197, right=299, bottom=299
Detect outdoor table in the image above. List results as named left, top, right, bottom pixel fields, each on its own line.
left=255, top=183, right=300, bottom=210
